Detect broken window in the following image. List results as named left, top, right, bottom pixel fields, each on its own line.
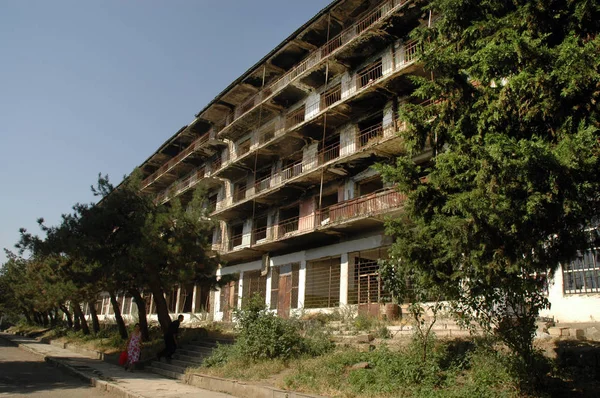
left=253, top=216, right=268, bottom=243
left=305, top=257, right=341, bottom=308
left=357, top=177, right=384, bottom=196
left=230, top=223, right=244, bottom=249
left=233, top=179, right=247, bottom=202
left=278, top=205, right=300, bottom=237
left=241, top=270, right=267, bottom=306
left=357, top=113, right=384, bottom=147
left=357, top=59, right=383, bottom=88
left=320, top=134, right=340, bottom=164
left=236, top=136, right=252, bottom=157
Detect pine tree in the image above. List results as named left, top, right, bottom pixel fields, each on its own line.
left=380, top=0, right=600, bottom=374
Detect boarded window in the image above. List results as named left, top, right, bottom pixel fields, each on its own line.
left=241, top=270, right=267, bottom=306
left=305, top=257, right=341, bottom=308
left=219, top=278, right=239, bottom=312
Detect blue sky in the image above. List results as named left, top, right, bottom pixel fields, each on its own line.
left=0, top=0, right=331, bottom=263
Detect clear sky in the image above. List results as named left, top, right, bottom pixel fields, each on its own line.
left=0, top=0, right=331, bottom=263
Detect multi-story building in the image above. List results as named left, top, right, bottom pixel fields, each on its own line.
left=92, top=0, right=598, bottom=325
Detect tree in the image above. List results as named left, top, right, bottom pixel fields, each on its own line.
left=90, top=171, right=219, bottom=334
left=379, top=0, right=600, bottom=374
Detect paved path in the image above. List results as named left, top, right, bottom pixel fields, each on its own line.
left=0, top=337, right=110, bottom=397
left=0, top=333, right=233, bottom=398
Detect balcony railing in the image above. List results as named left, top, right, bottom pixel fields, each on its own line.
left=216, top=188, right=405, bottom=253
left=214, top=117, right=405, bottom=213
left=142, top=132, right=210, bottom=189
left=208, top=0, right=413, bottom=139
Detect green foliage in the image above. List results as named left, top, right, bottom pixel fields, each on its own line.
left=379, top=0, right=600, bottom=373
left=204, top=294, right=333, bottom=366
left=284, top=338, right=522, bottom=398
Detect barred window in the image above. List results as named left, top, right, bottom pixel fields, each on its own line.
left=241, top=270, right=267, bottom=306
left=305, top=257, right=340, bottom=308
left=348, top=247, right=390, bottom=305
left=563, top=249, right=600, bottom=294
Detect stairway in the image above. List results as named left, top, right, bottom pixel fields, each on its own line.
left=147, top=338, right=232, bottom=380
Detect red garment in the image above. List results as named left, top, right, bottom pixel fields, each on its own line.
left=118, top=351, right=128, bottom=366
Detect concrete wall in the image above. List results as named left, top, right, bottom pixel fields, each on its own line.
left=540, top=266, right=600, bottom=323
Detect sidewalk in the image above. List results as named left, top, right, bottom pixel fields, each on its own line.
left=0, top=332, right=233, bottom=398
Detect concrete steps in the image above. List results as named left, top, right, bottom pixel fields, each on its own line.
left=147, top=338, right=233, bottom=380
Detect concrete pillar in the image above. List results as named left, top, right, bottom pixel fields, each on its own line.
left=340, top=252, right=349, bottom=306
left=174, top=285, right=182, bottom=314
left=237, top=272, right=244, bottom=310
left=265, top=261, right=273, bottom=310
left=382, top=45, right=394, bottom=76
left=191, top=284, right=198, bottom=313
left=298, top=260, right=307, bottom=309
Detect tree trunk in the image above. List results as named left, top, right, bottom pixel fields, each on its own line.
left=23, top=310, right=32, bottom=324
left=129, top=289, right=150, bottom=341
left=72, top=301, right=90, bottom=335
left=109, top=292, right=128, bottom=340
left=59, top=304, right=73, bottom=328
left=33, top=312, right=42, bottom=326
left=41, top=312, right=49, bottom=326
left=148, top=276, right=172, bottom=334
left=87, top=301, right=100, bottom=334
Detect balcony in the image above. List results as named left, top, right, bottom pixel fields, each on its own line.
left=210, top=0, right=415, bottom=139
left=212, top=117, right=404, bottom=216
left=141, top=132, right=213, bottom=190
left=215, top=188, right=405, bottom=257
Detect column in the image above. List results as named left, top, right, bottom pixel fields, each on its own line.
left=298, top=260, right=307, bottom=308
left=191, top=284, right=199, bottom=313
left=340, top=252, right=349, bottom=306
left=237, top=272, right=244, bottom=309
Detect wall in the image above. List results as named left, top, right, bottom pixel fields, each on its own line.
left=540, top=266, right=600, bottom=323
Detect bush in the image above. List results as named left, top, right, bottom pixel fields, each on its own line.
left=204, top=294, right=333, bottom=366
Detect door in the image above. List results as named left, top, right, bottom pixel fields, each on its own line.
left=277, top=274, right=292, bottom=319
left=358, top=272, right=381, bottom=317
left=221, top=281, right=237, bottom=322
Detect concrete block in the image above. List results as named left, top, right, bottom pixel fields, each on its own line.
left=569, top=328, right=585, bottom=340
left=585, top=327, right=600, bottom=341
left=548, top=327, right=569, bottom=337
left=355, top=334, right=374, bottom=343
left=350, top=361, right=370, bottom=370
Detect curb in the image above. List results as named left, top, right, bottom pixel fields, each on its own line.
left=185, top=373, right=326, bottom=398
left=0, top=334, right=145, bottom=398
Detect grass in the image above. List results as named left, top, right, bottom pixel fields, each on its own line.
left=196, top=338, right=526, bottom=398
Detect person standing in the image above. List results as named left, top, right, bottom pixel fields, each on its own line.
left=125, top=323, right=142, bottom=372
left=157, top=315, right=184, bottom=362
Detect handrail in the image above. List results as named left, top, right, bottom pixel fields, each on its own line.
left=141, top=132, right=210, bottom=189
left=220, top=187, right=405, bottom=252
left=211, top=0, right=413, bottom=137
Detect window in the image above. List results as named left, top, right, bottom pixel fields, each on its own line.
left=236, top=136, right=251, bottom=157
left=233, top=179, right=247, bottom=202
left=278, top=205, right=300, bottom=237
left=305, top=257, right=341, bottom=308
left=357, top=177, right=384, bottom=196
left=348, top=247, right=390, bottom=305
left=168, top=287, right=178, bottom=313
left=563, top=249, right=600, bottom=294
left=181, top=284, right=194, bottom=313
left=241, top=270, right=267, bottom=306
left=219, top=278, right=239, bottom=313
left=122, top=296, right=132, bottom=315
left=253, top=216, right=268, bottom=243
left=230, top=223, right=244, bottom=249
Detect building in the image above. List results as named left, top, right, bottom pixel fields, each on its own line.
left=92, top=0, right=598, bottom=325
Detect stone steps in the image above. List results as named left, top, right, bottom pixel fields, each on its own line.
left=148, top=338, right=228, bottom=380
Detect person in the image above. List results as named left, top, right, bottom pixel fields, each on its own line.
left=125, top=323, right=142, bottom=372
left=157, top=315, right=184, bottom=363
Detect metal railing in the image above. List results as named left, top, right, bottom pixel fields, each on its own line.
left=217, top=187, right=405, bottom=253
left=207, top=0, right=413, bottom=138
left=141, top=132, right=209, bottom=189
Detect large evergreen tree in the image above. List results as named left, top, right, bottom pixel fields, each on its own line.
left=380, top=0, right=600, bottom=368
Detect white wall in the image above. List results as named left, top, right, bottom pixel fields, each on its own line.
left=540, top=266, right=600, bottom=323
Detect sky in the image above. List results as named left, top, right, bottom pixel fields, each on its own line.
left=0, top=0, right=331, bottom=264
